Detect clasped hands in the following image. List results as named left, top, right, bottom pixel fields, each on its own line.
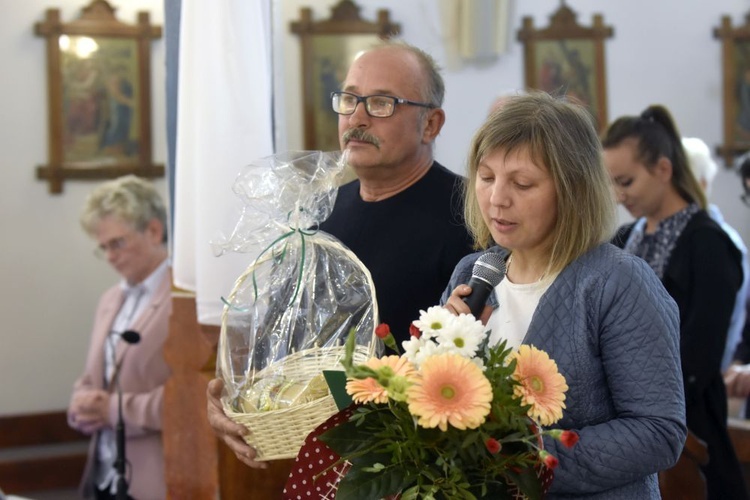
left=724, top=363, right=750, bottom=398
left=69, top=389, right=111, bottom=435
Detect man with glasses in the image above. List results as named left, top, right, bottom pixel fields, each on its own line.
left=321, top=43, right=473, bottom=343
left=67, top=175, right=170, bottom=499
left=207, top=42, right=474, bottom=470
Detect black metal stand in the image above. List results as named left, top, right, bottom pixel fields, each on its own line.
left=114, top=380, right=129, bottom=500
left=110, top=330, right=140, bottom=500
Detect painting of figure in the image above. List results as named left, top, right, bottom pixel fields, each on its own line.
left=734, top=41, right=750, bottom=144
left=60, top=36, right=140, bottom=165
left=533, top=39, right=598, bottom=128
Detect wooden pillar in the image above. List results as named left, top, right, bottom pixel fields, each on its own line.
left=162, top=291, right=218, bottom=498
left=217, top=456, right=293, bottom=499
left=162, top=291, right=294, bottom=499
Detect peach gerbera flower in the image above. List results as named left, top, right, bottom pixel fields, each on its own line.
left=407, top=353, right=492, bottom=431
left=346, top=355, right=416, bottom=404
left=510, top=345, right=569, bottom=426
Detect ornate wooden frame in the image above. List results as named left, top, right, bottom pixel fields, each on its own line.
left=34, top=0, right=163, bottom=194
left=714, top=11, right=750, bottom=166
left=290, top=0, right=400, bottom=151
left=517, top=3, right=613, bottom=131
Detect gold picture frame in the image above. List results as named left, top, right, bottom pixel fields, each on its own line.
left=715, top=11, right=750, bottom=166
left=34, top=0, right=163, bottom=194
left=290, top=0, right=400, bottom=152
left=517, top=3, right=613, bottom=132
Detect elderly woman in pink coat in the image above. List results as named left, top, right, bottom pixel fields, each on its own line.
left=67, top=175, right=171, bottom=500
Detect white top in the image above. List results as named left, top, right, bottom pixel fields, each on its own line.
left=486, top=276, right=553, bottom=351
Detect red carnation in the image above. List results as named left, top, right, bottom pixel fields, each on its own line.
left=560, top=430, right=579, bottom=448
left=549, top=429, right=580, bottom=449
left=375, top=323, right=391, bottom=339
left=409, top=323, right=421, bottom=338
left=485, top=438, right=502, bottom=455
left=540, top=451, right=559, bottom=469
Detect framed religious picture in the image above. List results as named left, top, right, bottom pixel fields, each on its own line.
left=34, top=0, right=163, bottom=193
left=290, top=0, right=400, bottom=152
left=715, top=11, right=750, bottom=166
left=517, top=2, right=613, bottom=132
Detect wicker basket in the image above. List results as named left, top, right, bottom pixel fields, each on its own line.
left=218, top=234, right=378, bottom=460
left=223, top=344, right=371, bottom=460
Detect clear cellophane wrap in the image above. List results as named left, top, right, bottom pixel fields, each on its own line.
left=214, top=151, right=380, bottom=459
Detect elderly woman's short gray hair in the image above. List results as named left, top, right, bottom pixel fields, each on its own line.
left=80, top=175, right=167, bottom=242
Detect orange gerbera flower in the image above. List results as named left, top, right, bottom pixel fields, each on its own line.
left=346, top=355, right=416, bottom=404
left=407, top=353, right=492, bottom=431
left=510, top=345, right=568, bottom=426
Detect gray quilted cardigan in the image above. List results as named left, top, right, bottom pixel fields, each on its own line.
left=441, top=243, right=686, bottom=499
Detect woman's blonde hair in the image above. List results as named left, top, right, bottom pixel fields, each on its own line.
left=80, top=175, right=168, bottom=242
left=464, top=91, right=616, bottom=275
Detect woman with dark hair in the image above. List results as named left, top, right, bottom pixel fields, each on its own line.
left=603, top=105, right=747, bottom=500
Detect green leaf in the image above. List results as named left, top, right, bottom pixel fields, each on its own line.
left=478, top=482, right=514, bottom=500
left=400, top=485, right=420, bottom=500
left=505, top=467, right=543, bottom=500
left=461, top=431, right=480, bottom=449
left=318, top=418, right=373, bottom=456
left=335, top=463, right=409, bottom=500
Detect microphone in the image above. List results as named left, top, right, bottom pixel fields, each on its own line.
left=120, top=330, right=141, bottom=345
left=462, top=252, right=507, bottom=318
left=108, top=331, right=141, bottom=394
left=113, top=330, right=140, bottom=500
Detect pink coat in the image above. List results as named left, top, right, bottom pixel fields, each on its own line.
left=68, top=270, right=172, bottom=500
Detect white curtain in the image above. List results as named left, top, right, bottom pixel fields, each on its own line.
left=173, top=0, right=274, bottom=325
left=440, top=0, right=510, bottom=70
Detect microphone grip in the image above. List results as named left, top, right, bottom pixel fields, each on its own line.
left=461, top=276, right=494, bottom=318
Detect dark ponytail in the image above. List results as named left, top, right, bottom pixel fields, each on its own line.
left=602, top=105, right=707, bottom=209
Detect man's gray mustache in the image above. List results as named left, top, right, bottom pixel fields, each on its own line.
left=342, top=129, right=380, bottom=148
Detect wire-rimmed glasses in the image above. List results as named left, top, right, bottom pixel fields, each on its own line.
left=94, top=233, right=135, bottom=259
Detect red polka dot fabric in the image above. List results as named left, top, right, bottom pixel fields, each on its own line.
left=282, top=406, right=354, bottom=499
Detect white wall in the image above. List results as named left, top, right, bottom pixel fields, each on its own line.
left=0, top=0, right=165, bottom=415
left=3, top=0, right=750, bottom=415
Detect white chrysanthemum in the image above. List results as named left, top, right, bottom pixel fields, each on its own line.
left=453, top=313, right=486, bottom=338
left=413, top=340, right=442, bottom=368
left=402, top=336, right=431, bottom=364
left=470, top=356, right=486, bottom=372
left=434, top=313, right=485, bottom=358
left=412, top=306, right=455, bottom=336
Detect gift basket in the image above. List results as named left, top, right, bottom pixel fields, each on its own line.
left=215, top=150, right=380, bottom=460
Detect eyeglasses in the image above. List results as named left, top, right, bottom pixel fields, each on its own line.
left=94, top=233, right=134, bottom=258
left=331, top=91, right=435, bottom=118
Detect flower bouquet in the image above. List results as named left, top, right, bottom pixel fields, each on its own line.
left=313, top=306, right=579, bottom=499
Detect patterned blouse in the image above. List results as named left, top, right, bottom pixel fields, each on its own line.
left=624, top=203, right=700, bottom=279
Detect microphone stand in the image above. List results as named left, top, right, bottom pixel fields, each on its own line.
left=111, top=330, right=140, bottom=500
left=114, top=375, right=129, bottom=500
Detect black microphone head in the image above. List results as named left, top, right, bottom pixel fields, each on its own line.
left=471, top=252, right=506, bottom=288
left=120, top=330, right=141, bottom=344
